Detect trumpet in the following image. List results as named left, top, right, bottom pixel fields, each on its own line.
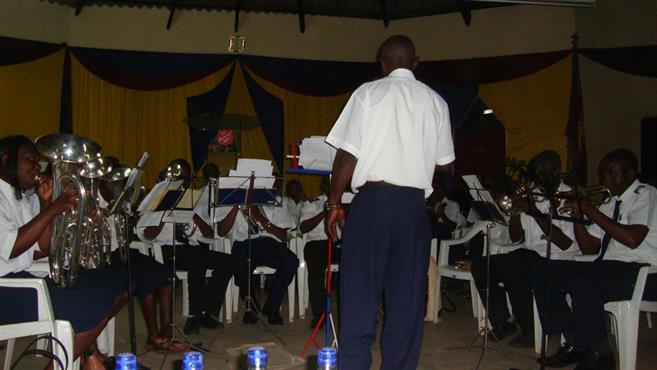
left=496, top=184, right=545, bottom=216
left=556, top=185, right=611, bottom=216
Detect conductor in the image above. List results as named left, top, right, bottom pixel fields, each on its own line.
left=325, top=35, right=455, bottom=370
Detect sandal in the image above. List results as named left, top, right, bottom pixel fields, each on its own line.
left=145, top=337, right=190, bottom=354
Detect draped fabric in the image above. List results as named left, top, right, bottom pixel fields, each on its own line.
left=0, top=49, right=65, bottom=140
left=186, top=64, right=236, bottom=171
left=70, top=55, right=235, bottom=187
left=2, top=34, right=656, bottom=190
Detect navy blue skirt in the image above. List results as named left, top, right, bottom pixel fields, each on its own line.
left=106, top=249, right=170, bottom=301
left=0, top=268, right=123, bottom=332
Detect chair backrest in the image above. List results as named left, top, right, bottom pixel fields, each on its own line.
left=0, top=278, right=56, bottom=341
left=628, top=266, right=657, bottom=307
left=437, top=222, right=490, bottom=268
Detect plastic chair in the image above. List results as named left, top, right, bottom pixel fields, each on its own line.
left=291, top=235, right=308, bottom=319
left=432, top=222, right=491, bottom=324
left=604, top=265, right=657, bottom=370
left=0, top=278, right=78, bottom=370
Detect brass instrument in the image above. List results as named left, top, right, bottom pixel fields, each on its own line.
left=496, top=184, right=545, bottom=216
left=239, top=204, right=265, bottom=234
left=35, top=134, right=112, bottom=288
left=556, top=185, right=611, bottom=216
left=101, top=161, right=134, bottom=262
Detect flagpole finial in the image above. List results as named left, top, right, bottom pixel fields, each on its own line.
left=571, top=33, right=580, bottom=49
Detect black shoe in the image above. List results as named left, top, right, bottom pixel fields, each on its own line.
left=488, top=322, right=515, bottom=341
left=573, top=350, right=615, bottom=370
left=537, top=343, right=587, bottom=367
left=508, top=333, right=534, bottom=348
left=266, top=311, right=284, bottom=325
left=309, top=315, right=324, bottom=330
left=183, top=318, right=200, bottom=335
left=198, top=312, right=223, bottom=329
left=243, top=311, right=258, bottom=325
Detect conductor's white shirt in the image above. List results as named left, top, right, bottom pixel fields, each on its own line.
left=326, top=68, right=455, bottom=198
left=588, top=180, right=657, bottom=266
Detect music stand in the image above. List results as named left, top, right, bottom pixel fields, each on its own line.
left=456, top=175, right=510, bottom=369
left=106, top=153, right=151, bottom=369
left=148, top=179, right=205, bottom=351
left=215, top=173, right=284, bottom=343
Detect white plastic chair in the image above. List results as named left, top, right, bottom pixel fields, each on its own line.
left=604, top=265, right=657, bottom=370
left=291, top=235, right=307, bottom=319
left=0, top=278, right=78, bottom=370
left=432, top=222, right=491, bottom=324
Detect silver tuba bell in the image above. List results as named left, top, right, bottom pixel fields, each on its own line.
left=35, top=134, right=112, bottom=288
left=101, top=160, right=134, bottom=263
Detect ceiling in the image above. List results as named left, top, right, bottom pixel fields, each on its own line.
left=44, top=0, right=508, bottom=29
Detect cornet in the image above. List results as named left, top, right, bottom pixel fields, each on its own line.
left=556, top=185, right=611, bottom=216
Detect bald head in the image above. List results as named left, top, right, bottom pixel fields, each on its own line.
left=377, top=35, right=418, bottom=76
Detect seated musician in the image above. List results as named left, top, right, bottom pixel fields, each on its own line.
left=427, top=176, right=466, bottom=264
left=299, top=176, right=341, bottom=329
left=283, top=179, right=307, bottom=233
left=471, top=150, right=579, bottom=348
left=534, top=148, right=657, bottom=370
left=0, top=135, right=125, bottom=369
left=137, top=159, right=233, bottom=336
left=97, top=159, right=188, bottom=353
left=215, top=175, right=299, bottom=325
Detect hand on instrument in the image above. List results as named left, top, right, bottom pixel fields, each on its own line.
left=434, top=202, right=446, bottom=218
left=51, top=191, right=78, bottom=214
left=36, top=175, right=53, bottom=205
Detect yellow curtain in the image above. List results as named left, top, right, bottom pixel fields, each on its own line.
left=242, top=64, right=351, bottom=197
left=479, top=56, right=572, bottom=164
left=0, top=49, right=64, bottom=140
left=71, top=57, right=235, bottom=188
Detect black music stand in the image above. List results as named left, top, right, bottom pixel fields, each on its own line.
left=216, top=173, right=284, bottom=343
left=107, top=153, right=152, bottom=369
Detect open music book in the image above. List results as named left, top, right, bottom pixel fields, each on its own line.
left=461, top=174, right=509, bottom=225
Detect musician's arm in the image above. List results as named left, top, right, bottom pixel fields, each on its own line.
left=216, top=206, right=239, bottom=237
left=252, top=210, right=287, bottom=242
left=193, top=214, right=213, bottom=238
left=300, top=210, right=325, bottom=234
left=573, top=221, right=601, bottom=255
left=143, top=223, right=165, bottom=240
left=508, top=214, right=525, bottom=243
left=581, top=201, right=648, bottom=249
left=529, top=214, right=573, bottom=251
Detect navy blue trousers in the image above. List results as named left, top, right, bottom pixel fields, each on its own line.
left=232, top=237, right=299, bottom=314
left=532, top=259, right=644, bottom=350
left=338, top=184, right=430, bottom=370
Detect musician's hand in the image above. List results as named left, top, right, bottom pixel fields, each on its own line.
left=326, top=207, right=345, bottom=242
left=434, top=203, right=446, bottom=218
left=36, top=175, right=53, bottom=205
left=514, top=197, right=530, bottom=214
left=562, top=199, right=587, bottom=218
left=247, top=204, right=265, bottom=219
left=51, top=191, right=78, bottom=214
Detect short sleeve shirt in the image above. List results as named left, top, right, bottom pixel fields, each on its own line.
left=326, top=68, right=455, bottom=198
left=214, top=196, right=295, bottom=242
left=0, top=179, right=40, bottom=276
left=300, top=194, right=328, bottom=242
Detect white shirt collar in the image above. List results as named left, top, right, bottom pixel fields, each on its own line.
left=616, top=179, right=642, bottom=203
left=387, top=68, right=416, bottom=80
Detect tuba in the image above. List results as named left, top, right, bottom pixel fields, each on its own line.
left=35, top=134, right=113, bottom=288
left=101, top=161, right=134, bottom=262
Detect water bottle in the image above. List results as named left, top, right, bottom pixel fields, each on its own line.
left=317, top=347, right=337, bottom=370
left=246, top=346, right=268, bottom=369
left=114, top=353, right=137, bottom=370
left=182, top=351, right=204, bottom=370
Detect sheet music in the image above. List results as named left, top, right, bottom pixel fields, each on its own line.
left=461, top=175, right=509, bottom=224
left=235, top=158, right=273, bottom=177
left=137, top=180, right=182, bottom=213
left=298, top=136, right=336, bottom=171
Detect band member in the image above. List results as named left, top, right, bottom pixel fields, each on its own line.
left=283, top=179, right=307, bottom=232
left=299, top=176, right=340, bottom=329
left=535, top=149, right=657, bottom=370
left=215, top=173, right=299, bottom=326
left=137, top=159, right=233, bottom=336
left=98, top=160, right=188, bottom=353
left=475, top=151, right=581, bottom=349
left=427, top=176, right=466, bottom=264
left=0, top=135, right=125, bottom=369
left=326, top=35, right=454, bottom=369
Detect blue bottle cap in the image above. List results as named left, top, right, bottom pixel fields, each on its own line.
left=182, top=351, right=204, bottom=369
left=247, top=346, right=268, bottom=366
left=317, top=347, right=337, bottom=366
left=115, top=353, right=137, bottom=369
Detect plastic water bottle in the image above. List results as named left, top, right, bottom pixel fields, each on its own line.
left=182, top=351, right=204, bottom=370
left=114, top=353, right=137, bottom=370
left=317, top=347, right=337, bottom=370
left=247, top=346, right=268, bottom=369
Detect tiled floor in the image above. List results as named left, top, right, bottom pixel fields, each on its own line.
left=3, top=285, right=657, bottom=369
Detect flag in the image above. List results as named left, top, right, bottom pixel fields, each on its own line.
left=565, top=34, right=587, bottom=185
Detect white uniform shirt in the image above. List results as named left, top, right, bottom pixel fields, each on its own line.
left=326, top=68, right=455, bottom=197
left=0, top=179, right=40, bottom=276
left=587, top=180, right=657, bottom=266
left=519, top=182, right=580, bottom=260
left=300, top=194, right=328, bottom=242
left=214, top=196, right=294, bottom=243
left=282, top=196, right=303, bottom=229
left=435, top=197, right=466, bottom=229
